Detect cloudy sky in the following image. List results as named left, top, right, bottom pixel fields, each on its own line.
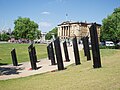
left=0, top=0, right=120, bottom=32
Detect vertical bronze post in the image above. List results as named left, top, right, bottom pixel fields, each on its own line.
left=72, top=36, right=81, bottom=65
left=54, top=38, right=64, bottom=70
left=89, top=23, right=101, bottom=68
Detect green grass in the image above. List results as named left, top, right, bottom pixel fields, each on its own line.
left=0, top=49, right=120, bottom=90
left=0, top=43, right=47, bottom=65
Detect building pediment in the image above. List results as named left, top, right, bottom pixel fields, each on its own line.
left=58, top=21, right=101, bottom=27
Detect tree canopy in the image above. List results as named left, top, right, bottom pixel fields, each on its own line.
left=13, top=17, right=41, bottom=40
left=0, top=33, right=10, bottom=41
left=45, top=27, right=58, bottom=40
left=101, top=7, right=120, bottom=43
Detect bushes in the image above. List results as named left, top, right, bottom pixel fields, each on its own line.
left=99, top=45, right=120, bottom=49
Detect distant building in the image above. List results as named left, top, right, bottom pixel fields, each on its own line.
left=1, top=30, right=6, bottom=34
left=57, top=21, right=101, bottom=42
left=7, top=28, right=11, bottom=34
left=0, top=28, right=11, bottom=34
left=41, top=32, right=47, bottom=42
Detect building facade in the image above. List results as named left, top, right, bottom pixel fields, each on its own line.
left=57, top=21, right=101, bottom=42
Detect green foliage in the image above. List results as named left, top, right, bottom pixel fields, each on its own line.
left=0, top=33, right=10, bottom=41
left=13, top=17, right=41, bottom=40
left=99, top=45, right=120, bottom=49
left=36, top=30, right=41, bottom=39
left=101, top=7, right=120, bottom=43
left=45, top=27, right=58, bottom=40
left=0, top=34, right=1, bottom=40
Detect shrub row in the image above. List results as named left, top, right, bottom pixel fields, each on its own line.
left=99, top=45, right=120, bottom=49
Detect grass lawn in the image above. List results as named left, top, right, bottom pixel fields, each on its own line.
left=0, top=43, right=47, bottom=65
left=0, top=49, right=120, bottom=90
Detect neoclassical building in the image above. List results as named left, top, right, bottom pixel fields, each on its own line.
left=57, top=21, right=101, bottom=42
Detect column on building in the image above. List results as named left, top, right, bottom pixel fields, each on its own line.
left=61, top=27, right=63, bottom=39
left=66, top=26, right=68, bottom=39
left=58, top=27, right=60, bottom=37
left=68, top=26, right=70, bottom=37
left=62, top=26, right=64, bottom=39
left=66, top=26, right=68, bottom=38
left=65, top=26, right=67, bottom=39
left=64, top=26, right=65, bottom=39
left=60, top=26, right=71, bottom=40
left=58, top=27, right=60, bottom=39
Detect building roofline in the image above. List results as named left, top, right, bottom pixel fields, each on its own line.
left=58, top=21, right=101, bottom=26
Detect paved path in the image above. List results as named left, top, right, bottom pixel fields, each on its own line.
left=0, top=44, right=83, bottom=80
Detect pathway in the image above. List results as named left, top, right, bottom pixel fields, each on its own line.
left=0, top=44, right=83, bottom=80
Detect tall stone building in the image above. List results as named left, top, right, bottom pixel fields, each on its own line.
left=57, top=21, right=101, bottom=42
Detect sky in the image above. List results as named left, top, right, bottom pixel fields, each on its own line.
left=0, top=0, right=120, bottom=32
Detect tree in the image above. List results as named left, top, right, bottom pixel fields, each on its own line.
left=36, top=30, right=41, bottom=39
left=0, top=33, right=1, bottom=41
left=13, top=17, right=40, bottom=40
left=45, top=27, right=58, bottom=40
left=101, top=7, right=120, bottom=43
left=1, top=33, right=10, bottom=41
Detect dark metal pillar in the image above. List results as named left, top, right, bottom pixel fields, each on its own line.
left=89, top=23, right=101, bottom=68
left=28, top=44, right=37, bottom=70
left=54, top=38, right=64, bottom=70
left=85, top=36, right=91, bottom=60
left=63, top=41, right=70, bottom=62
left=11, top=48, right=18, bottom=66
left=33, top=46, right=37, bottom=62
left=72, top=36, right=81, bottom=65
left=83, top=37, right=91, bottom=61
left=47, top=44, right=51, bottom=60
left=82, top=37, right=87, bottom=56
left=49, top=42, right=56, bottom=65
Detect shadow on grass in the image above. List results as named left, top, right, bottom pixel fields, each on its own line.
left=0, top=63, right=8, bottom=66
left=0, top=67, right=22, bottom=75
left=0, top=58, right=9, bottom=66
